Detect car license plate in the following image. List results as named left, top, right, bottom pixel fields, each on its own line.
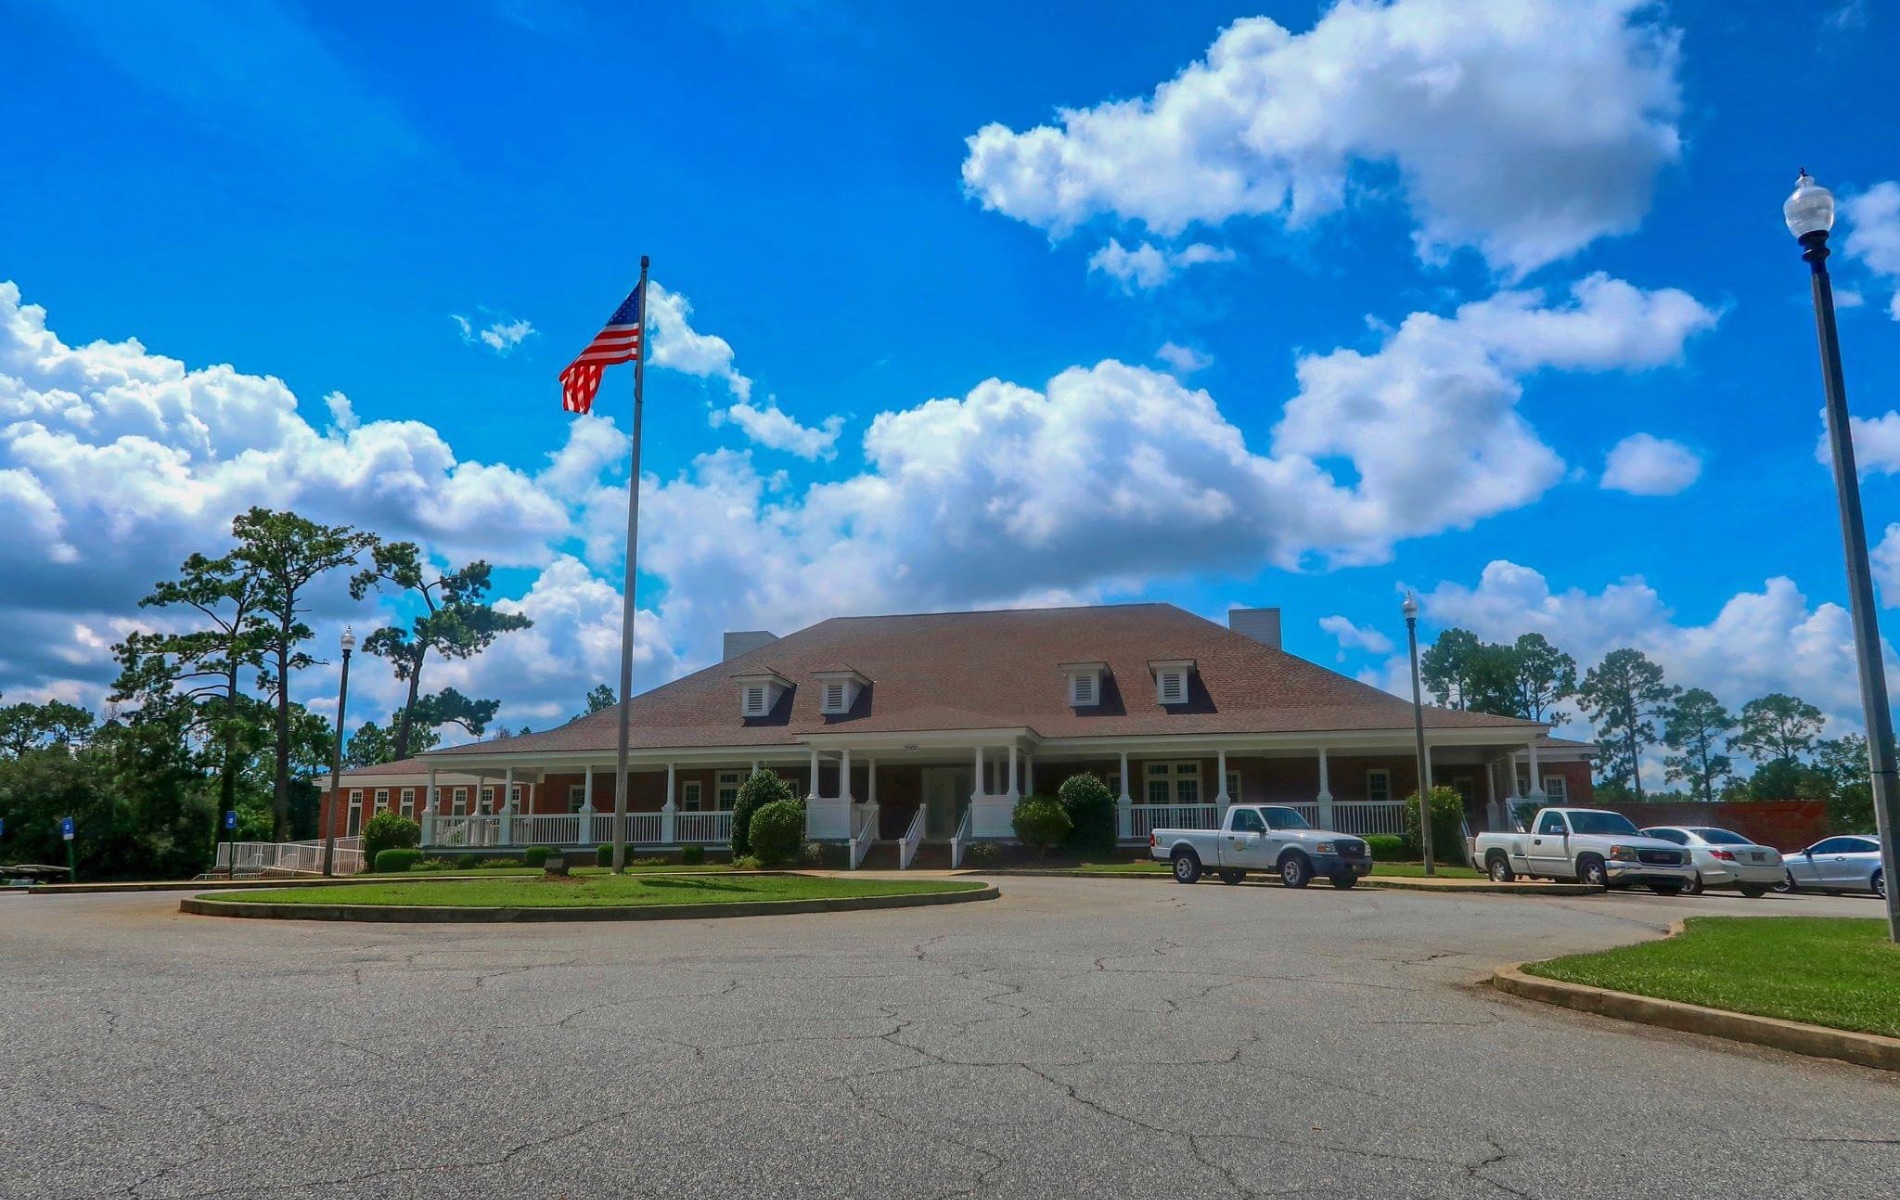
left=1750, top=851, right=1764, bottom=862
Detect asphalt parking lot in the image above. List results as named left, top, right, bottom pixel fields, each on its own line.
left=3, top=878, right=1894, bottom=1199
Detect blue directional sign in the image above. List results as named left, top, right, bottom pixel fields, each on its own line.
left=224, top=810, right=238, bottom=831
left=60, top=817, right=75, bottom=841
left=0, top=817, right=6, bottom=838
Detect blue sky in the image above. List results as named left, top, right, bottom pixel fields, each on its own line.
left=2, top=0, right=1898, bottom=755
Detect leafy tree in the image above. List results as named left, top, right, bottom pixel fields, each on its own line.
left=1577, top=648, right=1678, bottom=800
left=1814, top=735, right=1875, bottom=832
left=729, top=770, right=795, bottom=859
left=1420, top=629, right=1484, bottom=709
left=0, top=698, right=95, bottom=757
left=230, top=507, right=377, bottom=839
left=1507, top=633, right=1578, bottom=725
left=1056, top=773, right=1116, bottom=856
left=1661, top=688, right=1737, bottom=803
left=1733, top=693, right=1825, bottom=766
left=345, top=713, right=442, bottom=769
left=112, top=551, right=268, bottom=824
left=1403, top=786, right=1469, bottom=866
left=349, top=544, right=531, bottom=760
left=1745, top=758, right=1828, bottom=801
left=413, top=688, right=499, bottom=738
left=1011, top=797, right=1071, bottom=858
left=583, top=684, right=617, bottom=716
left=748, top=800, right=806, bottom=866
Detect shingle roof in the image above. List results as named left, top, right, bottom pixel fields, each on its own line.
left=428, top=603, right=1542, bottom=759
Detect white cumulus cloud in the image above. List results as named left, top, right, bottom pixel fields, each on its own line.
left=1843, top=181, right=1900, bottom=320
left=962, top=0, right=1682, bottom=275
left=1319, top=614, right=1393, bottom=659
left=709, top=402, right=844, bottom=461
left=1087, top=239, right=1235, bottom=290
left=1601, top=432, right=1701, bottom=495
left=645, top=282, right=752, bottom=401
left=452, top=313, right=536, bottom=353
left=1156, top=342, right=1213, bottom=375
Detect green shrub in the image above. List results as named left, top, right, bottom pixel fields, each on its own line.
left=413, top=857, right=455, bottom=872
left=749, top=800, right=806, bottom=866
left=475, top=857, right=519, bottom=869
left=730, top=854, right=762, bottom=871
left=596, top=844, right=617, bottom=868
left=801, top=841, right=827, bottom=868
left=1012, top=798, right=1071, bottom=858
left=1363, top=833, right=1407, bottom=862
left=361, top=812, right=421, bottom=870
left=965, top=840, right=1001, bottom=865
left=522, top=846, right=554, bottom=868
left=373, top=847, right=422, bottom=873
left=1056, top=774, right=1117, bottom=856
left=679, top=844, right=705, bottom=866
left=731, top=771, right=796, bottom=858
left=1404, top=786, right=1470, bottom=867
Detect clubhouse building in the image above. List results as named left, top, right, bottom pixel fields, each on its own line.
left=318, top=604, right=1593, bottom=867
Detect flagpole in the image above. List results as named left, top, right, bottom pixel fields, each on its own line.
left=611, top=255, right=650, bottom=873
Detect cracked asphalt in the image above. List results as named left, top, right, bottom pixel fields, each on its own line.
left=2, top=878, right=1895, bottom=1199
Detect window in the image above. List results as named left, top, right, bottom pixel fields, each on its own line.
left=1811, top=837, right=1875, bottom=854
left=1541, top=775, right=1567, bottom=804
left=743, top=685, right=768, bottom=716
left=1536, top=812, right=1567, bottom=836
left=451, top=787, right=468, bottom=816
left=1145, top=761, right=1201, bottom=806
left=717, top=771, right=743, bottom=810
left=480, top=786, right=496, bottom=811
left=1225, top=771, right=1241, bottom=802
left=1643, top=827, right=1689, bottom=845
left=400, top=788, right=415, bottom=818
left=1260, top=806, right=1313, bottom=831
left=346, top=790, right=363, bottom=835
left=568, top=784, right=586, bottom=813
left=1365, top=769, right=1392, bottom=804
left=509, top=784, right=523, bottom=807
left=1230, top=808, right=1266, bottom=834
left=681, top=781, right=703, bottom=811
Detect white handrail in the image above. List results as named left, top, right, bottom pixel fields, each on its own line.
left=848, top=806, right=878, bottom=870
left=898, top=803, right=927, bottom=870
left=949, top=806, right=973, bottom=869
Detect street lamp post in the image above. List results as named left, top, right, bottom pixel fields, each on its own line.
left=1786, top=171, right=1900, bottom=939
left=321, top=627, right=355, bottom=879
left=1403, top=593, right=1435, bottom=876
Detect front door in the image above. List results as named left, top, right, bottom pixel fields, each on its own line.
left=923, top=768, right=972, bottom=839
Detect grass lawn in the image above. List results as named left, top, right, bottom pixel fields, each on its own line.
left=1371, top=862, right=1485, bottom=879
left=203, top=874, right=984, bottom=909
left=1069, top=861, right=1168, bottom=874
left=371, top=863, right=740, bottom=877
left=1525, top=917, right=1900, bottom=1038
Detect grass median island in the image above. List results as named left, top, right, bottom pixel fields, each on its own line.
left=1370, top=863, right=1484, bottom=879
left=1524, top=917, right=1900, bottom=1038
left=201, top=873, right=983, bottom=909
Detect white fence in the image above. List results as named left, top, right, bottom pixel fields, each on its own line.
left=1327, top=801, right=1408, bottom=836
left=215, top=838, right=363, bottom=875
left=428, top=810, right=729, bottom=848
left=675, top=810, right=733, bottom=844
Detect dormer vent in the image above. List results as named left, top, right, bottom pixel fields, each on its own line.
left=1147, top=659, right=1196, bottom=707
left=731, top=670, right=793, bottom=719
left=811, top=668, right=870, bottom=716
left=1060, top=661, right=1107, bottom=708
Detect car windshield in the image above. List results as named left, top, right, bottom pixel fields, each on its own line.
left=1259, top=806, right=1312, bottom=830
left=1567, top=811, right=1639, bottom=836
left=1689, top=828, right=1751, bottom=846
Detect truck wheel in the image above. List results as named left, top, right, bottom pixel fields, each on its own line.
left=1576, top=854, right=1608, bottom=888
left=1278, top=852, right=1312, bottom=889
left=1329, top=874, right=1357, bottom=890
left=1738, top=884, right=1769, bottom=898
left=1486, top=853, right=1515, bottom=883
left=1217, top=869, right=1247, bottom=885
left=1171, top=850, right=1202, bottom=884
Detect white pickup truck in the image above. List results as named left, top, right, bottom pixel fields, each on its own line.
left=1150, top=804, right=1374, bottom=890
left=1472, top=807, right=1697, bottom=893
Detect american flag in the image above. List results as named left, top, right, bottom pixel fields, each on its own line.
left=560, top=285, right=644, bottom=414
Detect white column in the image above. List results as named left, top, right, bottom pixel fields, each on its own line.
left=580, top=766, right=595, bottom=845
left=751, top=760, right=760, bottom=775
left=1006, top=745, right=1020, bottom=801
left=500, top=767, right=516, bottom=844
left=1215, top=749, right=1230, bottom=807
left=867, top=758, right=878, bottom=807
left=809, top=747, right=821, bottom=800
left=1117, top=751, right=1133, bottom=840
left=662, top=762, right=677, bottom=844
left=974, top=745, right=986, bottom=800
left=422, top=767, right=438, bottom=845
left=841, top=746, right=854, bottom=803
left=1316, top=748, right=1334, bottom=829
left=1484, top=758, right=1502, bottom=830
left=1024, top=753, right=1035, bottom=798
left=1526, top=740, right=1546, bottom=803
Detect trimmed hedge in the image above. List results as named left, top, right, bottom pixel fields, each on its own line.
left=1364, top=834, right=1408, bottom=862
left=522, top=846, right=554, bottom=868
left=1057, top=774, right=1117, bottom=856
left=1012, top=798, right=1071, bottom=858
left=374, top=848, right=423, bottom=873
left=1404, top=786, right=1470, bottom=867
left=361, top=812, right=421, bottom=870
left=731, top=770, right=796, bottom=858
left=749, top=800, right=807, bottom=866
left=680, top=844, right=705, bottom=866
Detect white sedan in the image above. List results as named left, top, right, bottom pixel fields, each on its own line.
left=1638, top=826, right=1784, bottom=898
left=1778, top=835, right=1887, bottom=898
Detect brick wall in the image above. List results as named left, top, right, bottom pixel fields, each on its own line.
left=1593, top=800, right=1829, bottom=851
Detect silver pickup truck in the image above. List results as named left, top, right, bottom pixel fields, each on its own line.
left=1471, top=806, right=1697, bottom=893
left=1151, top=804, right=1374, bottom=889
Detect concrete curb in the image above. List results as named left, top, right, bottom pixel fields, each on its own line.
left=1491, top=963, right=1900, bottom=1072
left=179, top=883, right=999, bottom=923
left=29, top=869, right=792, bottom=896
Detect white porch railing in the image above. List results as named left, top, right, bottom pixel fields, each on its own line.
left=512, top=814, right=581, bottom=847
left=950, top=806, right=973, bottom=869
left=1287, top=803, right=1322, bottom=826
left=898, top=804, right=927, bottom=870
left=432, top=816, right=503, bottom=848
left=215, top=838, right=363, bottom=875
left=675, top=810, right=733, bottom=844
left=848, top=806, right=878, bottom=870
left=1328, top=801, right=1408, bottom=836
left=1123, top=803, right=1221, bottom=840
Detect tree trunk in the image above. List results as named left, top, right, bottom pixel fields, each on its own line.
left=273, top=635, right=291, bottom=840
left=1628, top=712, right=1645, bottom=801
left=394, top=647, right=426, bottom=762
left=220, top=660, right=238, bottom=822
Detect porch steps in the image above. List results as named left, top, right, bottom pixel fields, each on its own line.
left=855, top=843, right=954, bottom=871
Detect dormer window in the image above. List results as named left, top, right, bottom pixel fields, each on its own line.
left=811, top=668, right=870, bottom=716
left=732, top=670, right=793, bottom=719
left=1148, top=659, right=1196, bottom=707
left=1060, top=661, right=1106, bottom=708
